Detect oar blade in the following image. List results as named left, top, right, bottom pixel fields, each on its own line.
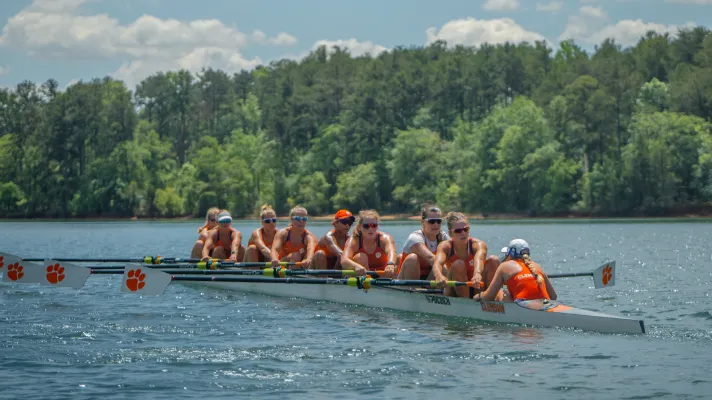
left=120, top=264, right=172, bottom=296
left=1, top=252, right=46, bottom=284
left=41, top=260, right=91, bottom=289
left=592, top=261, right=616, bottom=289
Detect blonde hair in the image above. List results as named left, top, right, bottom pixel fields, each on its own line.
left=352, top=209, right=380, bottom=239
left=289, top=205, right=307, bottom=218
left=198, top=207, right=220, bottom=233
left=521, top=253, right=545, bottom=288
left=445, top=212, right=468, bottom=234
left=260, top=204, right=276, bottom=218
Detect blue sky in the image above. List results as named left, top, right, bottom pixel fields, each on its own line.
left=1, top=0, right=711, bottom=90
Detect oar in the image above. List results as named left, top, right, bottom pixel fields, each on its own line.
left=20, top=256, right=202, bottom=264
left=120, top=266, right=481, bottom=296
left=90, top=268, right=379, bottom=278
left=548, top=261, right=616, bottom=289
left=80, top=261, right=302, bottom=270
left=19, top=256, right=276, bottom=265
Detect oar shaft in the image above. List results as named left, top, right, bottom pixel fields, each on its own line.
left=549, top=272, right=593, bottom=278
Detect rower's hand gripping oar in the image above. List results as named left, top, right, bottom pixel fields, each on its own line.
left=548, top=261, right=616, bottom=289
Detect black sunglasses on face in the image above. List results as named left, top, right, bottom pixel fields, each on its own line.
left=453, top=227, right=470, bottom=234
left=338, top=218, right=354, bottom=226
left=362, top=223, right=378, bottom=229
left=263, top=218, right=277, bottom=223
left=425, top=218, right=442, bottom=224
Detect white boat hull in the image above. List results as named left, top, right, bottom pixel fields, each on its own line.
left=191, top=279, right=646, bottom=334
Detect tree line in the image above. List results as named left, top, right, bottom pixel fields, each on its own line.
left=1, top=28, right=711, bottom=218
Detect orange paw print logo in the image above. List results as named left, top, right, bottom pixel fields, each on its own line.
left=602, top=264, right=613, bottom=286
left=46, top=263, right=65, bottom=284
left=0, top=255, right=5, bottom=269
left=7, top=263, right=24, bottom=281
left=125, top=269, right=147, bottom=291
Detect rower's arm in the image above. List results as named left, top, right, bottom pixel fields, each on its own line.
left=431, top=241, right=449, bottom=281
left=270, top=230, right=285, bottom=261
left=324, top=234, right=343, bottom=258
left=473, top=241, right=487, bottom=277
left=252, top=229, right=271, bottom=258
left=384, top=234, right=397, bottom=265
left=340, top=237, right=359, bottom=270
left=230, top=230, right=242, bottom=256
left=478, top=263, right=507, bottom=301
left=202, top=231, right=216, bottom=259
left=304, top=232, right=318, bottom=261
left=411, top=242, right=436, bottom=266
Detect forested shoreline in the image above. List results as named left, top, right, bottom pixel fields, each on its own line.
left=1, top=28, right=712, bottom=219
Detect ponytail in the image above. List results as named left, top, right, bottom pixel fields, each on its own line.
left=521, top=253, right=544, bottom=288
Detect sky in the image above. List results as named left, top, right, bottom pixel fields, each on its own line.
left=1, top=0, right=711, bottom=90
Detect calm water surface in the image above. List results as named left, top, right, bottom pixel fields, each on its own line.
left=1, top=220, right=711, bottom=399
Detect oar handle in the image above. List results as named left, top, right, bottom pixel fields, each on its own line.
left=548, top=272, right=593, bottom=278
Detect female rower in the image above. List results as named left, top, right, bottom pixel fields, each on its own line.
left=341, top=210, right=398, bottom=278
left=397, top=203, right=450, bottom=280
left=245, top=204, right=278, bottom=263
left=473, top=239, right=557, bottom=302
left=191, top=207, right=219, bottom=258
left=270, top=205, right=318, bottom=269
left=202, top=210, right=243, bottom=261
left=431, top=212, right=492, bottom=298
left=313, top=209, right=355, bottom=270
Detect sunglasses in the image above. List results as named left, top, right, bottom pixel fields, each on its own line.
left=453, top=227, right=470, bottom=234
left=338, top=218, right=354, bottom=226
left=362, top=223, right=378, bottom=229
left=292, top=216, right=308, bottom=222
left=425, top=218, right=442, bottom=224
left=208, top=218, right=217, bottom=222
left=263, top=218, right=277, bottom=223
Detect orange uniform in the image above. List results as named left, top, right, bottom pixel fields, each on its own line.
left=505, top=259, right=550, bottom=301
left=210, top=228, right=236, bottom=256
left=316, top=230, right=345, bottom=269
left=357, top=234, right=388, bottom=271
left=445, top=238, right=475, bottom=281
left=278, top=227, right=307, bottom=259
left=248, top=228, right=275, bottom=262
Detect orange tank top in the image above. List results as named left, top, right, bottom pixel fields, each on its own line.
left=357, top=233, right=388, bottom=270
left=316, top=230, right=344, bottom=257
left=278, top=227, right=307, bottom=258
left=249, top=228, right=274, bottom=248
left=505, top=259, right=550, bottom=301
left=215, top=228, right=235, bottom=249
left=445, top=238, right=475, bottom=280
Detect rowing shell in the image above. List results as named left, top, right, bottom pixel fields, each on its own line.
left=190, top=276, right=646, bottom=334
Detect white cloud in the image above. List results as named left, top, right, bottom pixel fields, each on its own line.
left=0, top=0, right=296, bottom=88
left=312, top=39, right=388, bottom=57
left=588, top=20, right=696, bottom=46
left=536, top=2, right=563, bottom=12
left=0, top=65, right=10, bottom=75
left=482, top=0, right=520, bottom=11
left=426, top=17, right=545, bottom=47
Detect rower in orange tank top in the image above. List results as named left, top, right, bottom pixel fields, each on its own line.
left=313, top=209, right=355, bottom=270
left=445, top=238, right=475, bottom=280
left=341, top=210, right=398, bottom=278
left=245, top=204, right=278, bottom=263
left=269, top=205, right=318, bottom=269
left=474, top=239, right=558, bottom=302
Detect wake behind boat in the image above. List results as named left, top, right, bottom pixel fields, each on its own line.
left=1, top=252, right=645, bottom=334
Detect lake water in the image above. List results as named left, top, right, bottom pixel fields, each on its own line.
left=1, top=220, right=711, bottom=399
